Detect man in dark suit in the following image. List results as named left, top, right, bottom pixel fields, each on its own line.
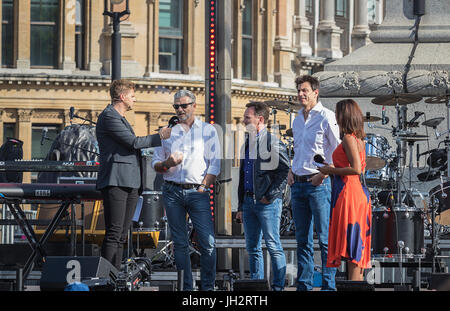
left=96, top=79, right=171, bottom=269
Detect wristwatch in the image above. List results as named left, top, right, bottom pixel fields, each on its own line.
left=161, top=162, right=170, bottom=172
left=197, top=184, right=209, bottom=191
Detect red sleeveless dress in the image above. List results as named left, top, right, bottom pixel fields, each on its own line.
left=327, top=134, right=372, bottom=269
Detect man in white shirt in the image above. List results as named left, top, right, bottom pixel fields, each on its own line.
left=152, top=90, right=221, bottom=291
left=288, top=75, right=341, bottom=291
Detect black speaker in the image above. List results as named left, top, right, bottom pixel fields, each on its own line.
left=336, top=280, right=375, bottom=291
left=429, top=273, right=450, bottom=291
left=233, top=279, right=270, bottom=291
left=413, top=0, right=425, bottom=16
left=40, top=256, right=118, bottom=291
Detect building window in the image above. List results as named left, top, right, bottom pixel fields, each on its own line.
left=31, top=125, right=60, bottom=160
left=305, top=0, right=313, bottom=14
left=242, top=0, right=253, bottom=80
left=30, top=0, right=59, bottom=67
left=1, top=0, right=14, bottom=67
left=159, top=0, right=183, bottom=72
left=3, top=123, right=15, bottom=142
left=335, top=0, right=347, bottom=17
left=75, top=0, right=86, bottom=69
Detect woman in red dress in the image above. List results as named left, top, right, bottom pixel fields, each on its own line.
left=318, top=99, right=371, bottom=281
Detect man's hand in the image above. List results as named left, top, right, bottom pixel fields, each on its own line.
left=159, top=127, right=172, bottom=140
left=259, top=197, right=270, bottom=204
left=166, top=151, right=183, bottom=167
left=235, top=211, right=243, bottom=224
left=287, top=169, right=294, bottom=186
left=310, top=172, right=326, bottom=186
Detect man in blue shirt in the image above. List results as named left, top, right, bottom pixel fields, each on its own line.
left=236, top=102, right=290, bottom=291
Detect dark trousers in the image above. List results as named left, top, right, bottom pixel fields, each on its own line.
left=100, top=186, right=139, bottom=269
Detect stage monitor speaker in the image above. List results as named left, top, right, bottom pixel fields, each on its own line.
left=233, top=279, right=270, bottom=291
left=336, top=280, right=375, bottom=291
left=40, top=256, right=118, bottom=291
left=429, top=273, right=450, bottom=291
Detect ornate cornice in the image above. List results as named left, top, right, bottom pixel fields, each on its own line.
left=314, top=70, right=450, bottom=97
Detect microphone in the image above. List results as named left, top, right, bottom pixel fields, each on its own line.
left=69, top=107, right=75, bottom=121
left=168, top=116, right=179, bottom=128
left=417, top=144, right=420, bottom=167
left=381, top=106, right=389, bottom=125
left=408, top=111, right=424, bottom=126
left=40, top=127, right=48, bottom=146
left=314, top=154, right=325, bottom=164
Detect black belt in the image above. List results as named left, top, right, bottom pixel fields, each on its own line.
left=293, top=173, right=317, bottom=182
left=244, top=191, right=254, bottom=196
left=165, top=180, right=200, bottom=190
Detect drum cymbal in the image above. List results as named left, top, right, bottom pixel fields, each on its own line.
left=264, top=99, right=302, bottom=112
left=425, top=94, right=450, bottom=104
left=422, top=117, right=445, bottom=128
left=363, top=116, right=382, bottom=122
left=372, top=94, right=423, bottom=106
left=366, top=157, right=386, bottom=170
left=417, top=170, right=441, bottom=182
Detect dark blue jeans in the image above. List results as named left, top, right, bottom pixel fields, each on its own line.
left=162, top=182, right=216, bottom=291
left=290, top=178, right=336, bottom=291
left=242, top=196, right=286, bottom=290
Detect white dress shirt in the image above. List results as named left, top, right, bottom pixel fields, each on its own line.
left=291, top=101, right=341, bottom=176
left=151, top=117, right=221, bottom=184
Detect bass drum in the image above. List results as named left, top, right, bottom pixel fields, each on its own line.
left=372, top=207, right=424, bottom=257
left=429, top=182, right=450, bottom=226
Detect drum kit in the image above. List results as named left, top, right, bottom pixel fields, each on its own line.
left=267, top=93, right=450, bottom=272
left=364, top=93, right=450, bottom=270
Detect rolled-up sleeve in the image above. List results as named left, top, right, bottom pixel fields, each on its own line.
left=151, top=146, right=166, bottom=169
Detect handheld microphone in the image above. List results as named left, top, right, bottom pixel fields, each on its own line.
left=314, top=154, right=326, bottom=167
left=40, top=127, right=48, bottom=146
left=381, top=106, right=389, bottom=125
left=168, top=116, right=179, bottom=128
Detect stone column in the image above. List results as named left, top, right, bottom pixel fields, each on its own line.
left=144, top=0, right=159, bottom=75
left=262, top=0, right=274, bottom=82
left=185, top=0, right=204, bottom=75
left=87, top=0, right=103, bottom=73
left=352, top=0, right=371, bottom=51
left=15, top=0, right=30, bottom=69
left=317, top=0, right=343, bottom=59
left=17, top=109, right=33, bottom=183
left=294, top=0, right=313, bottom=57
left=62, top=0, right=77, bottom=70
left=273, top=0, right=296, bottom=89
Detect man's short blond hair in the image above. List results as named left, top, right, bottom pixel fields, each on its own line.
left=109, top=79, right=136, bottom=102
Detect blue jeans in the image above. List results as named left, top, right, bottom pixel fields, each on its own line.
left=242, top=196, right=286, bottom=290
left=162, top=182, right=216, bottom=291
left=290, top=178, right=336, bottom=291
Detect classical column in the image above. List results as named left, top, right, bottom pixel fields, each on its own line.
left=144, top=0, right=159, bottom=75
left=352, top=0, right=371, bottom=51
left=87, top=0, right=103, bottom=73
left=15, top=0, right=31, bottom=69
left=273, top=0, right=296, bottom=89
left=294, top=0, right=313, bottom=57
left=185, top=0, right=203, bottom=75
left=62, top=0, right=76, bottom=70
left=17, top=109, right=33, bottom=183
left=317, top=0, right=343, bottom=59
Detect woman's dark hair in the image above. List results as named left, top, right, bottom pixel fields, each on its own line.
left=335, top=99, right=366, bottom=139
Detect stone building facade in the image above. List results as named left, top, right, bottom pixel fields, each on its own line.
left=0, top=0, right=383, bottom=182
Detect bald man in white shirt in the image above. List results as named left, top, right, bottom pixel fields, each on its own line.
left=288, top=75, right=341, bottom=291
